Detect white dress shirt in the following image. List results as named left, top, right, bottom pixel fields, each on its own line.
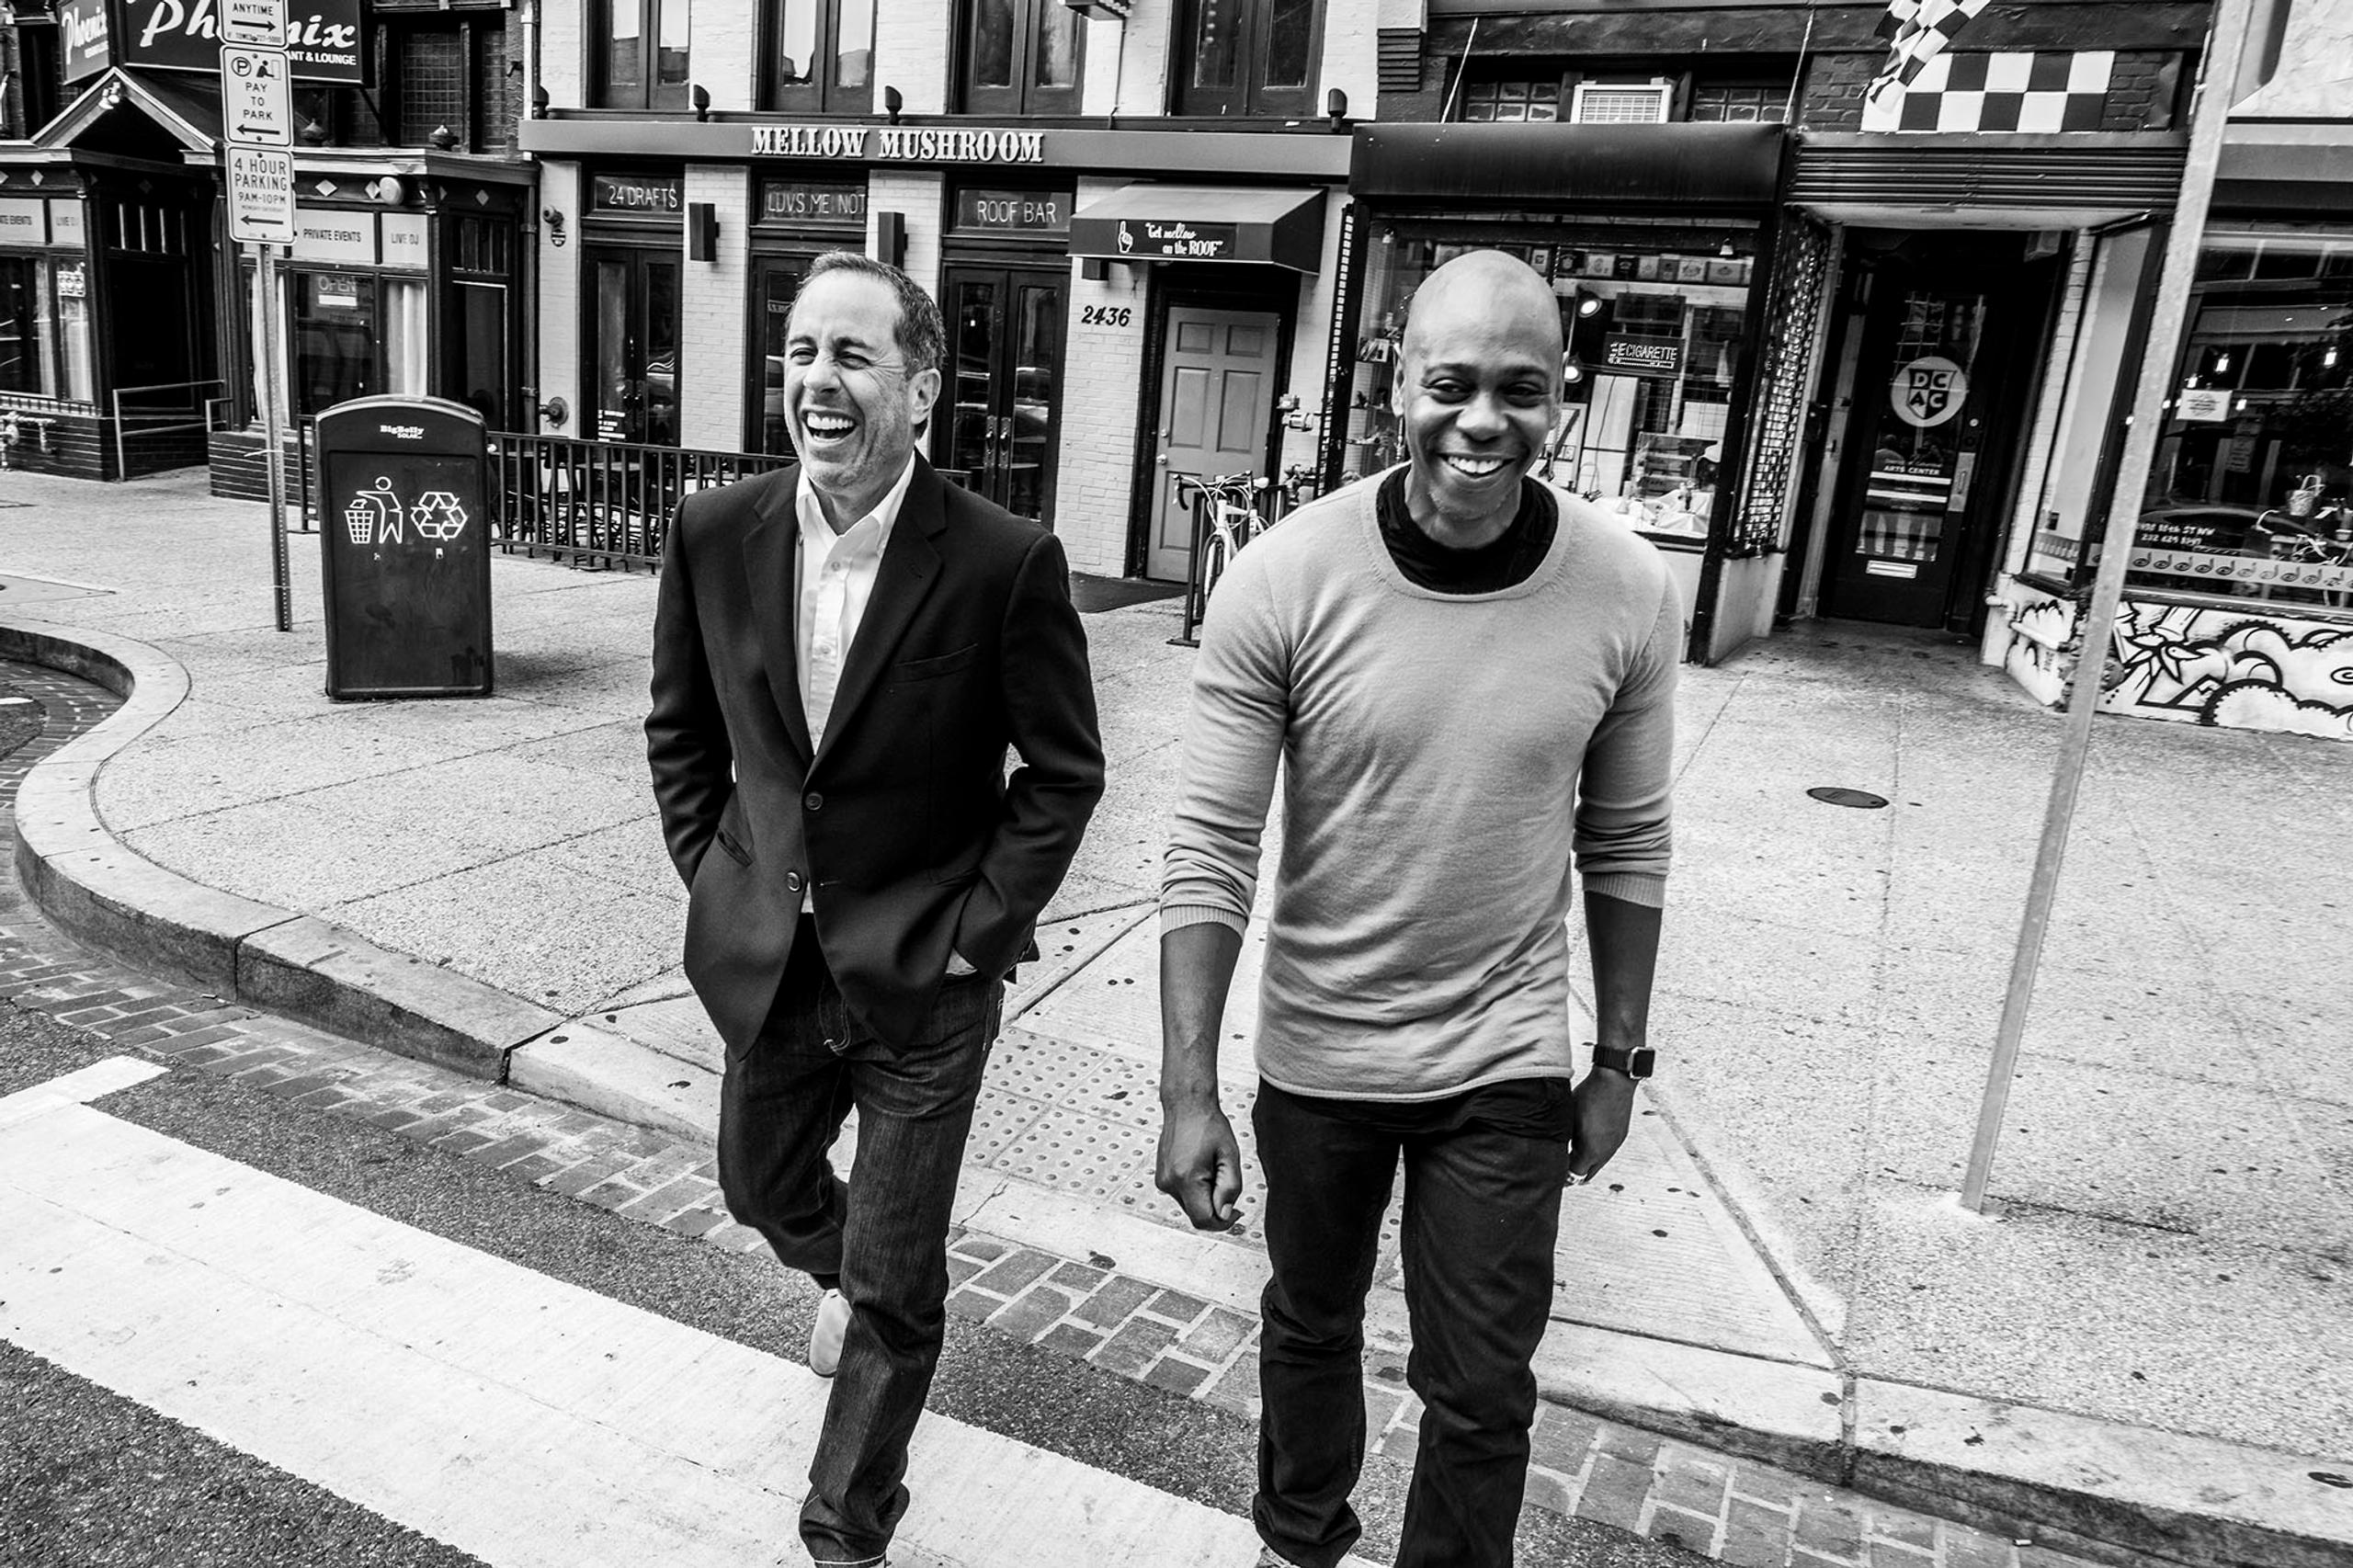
left=795, top=454, right=917, bottom=754
left=792, top=455, right=970, bottom=979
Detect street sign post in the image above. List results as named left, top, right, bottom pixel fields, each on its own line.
left=221, top=1, right=296, bottom=633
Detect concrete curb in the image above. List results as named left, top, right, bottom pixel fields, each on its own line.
left=6, top=621, right=2348, bottom=1568
left=2, top=621, right=563, bottom=1082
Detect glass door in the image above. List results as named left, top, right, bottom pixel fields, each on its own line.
left=584, top=245, right=681, bottom=446
left=938, top=265, right=1063, bottom=522
left=748, top=256, right=809, bottom=456
left=1825, top=285, right=1991, bottom=626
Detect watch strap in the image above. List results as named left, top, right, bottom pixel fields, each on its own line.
left=1591, top=1043, right=1656, bottom=1080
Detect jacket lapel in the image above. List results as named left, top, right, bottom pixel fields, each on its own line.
left=813, top=460, right=946, bottom=767
left=744, top=468, right=815, bottom=765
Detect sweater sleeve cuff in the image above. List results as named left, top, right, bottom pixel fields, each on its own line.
left=1159, top=903, right=1249, bottom=937
left=1582, top=872, right=1668, bottom=910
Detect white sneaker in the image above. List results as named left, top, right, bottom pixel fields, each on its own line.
left=809, top=1288, right=850, bottom=1379
left=1256, top=1548, right=1301, bottom=1567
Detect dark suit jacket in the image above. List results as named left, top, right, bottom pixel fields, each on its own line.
left=646, top=458, right=1104, bottom=1056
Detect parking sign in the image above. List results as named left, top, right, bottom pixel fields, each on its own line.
left=222, top=0, right=287, bottom=47
left=222, top=45, right=293, bottom=145
left=227, top=144, right=296, bottom=244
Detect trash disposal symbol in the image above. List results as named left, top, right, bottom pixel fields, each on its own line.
left=346, top=478, right=404, bottom=544
left=410, top=491, right=469, bottom=541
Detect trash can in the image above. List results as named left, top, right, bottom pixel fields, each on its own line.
left=314, top=394, right=493, bottom=699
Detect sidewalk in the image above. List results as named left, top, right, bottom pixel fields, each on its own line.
left=4, top=468, right=2348, bottom=1568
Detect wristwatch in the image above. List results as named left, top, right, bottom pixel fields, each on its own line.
left=1590, top=1043, right=1657, bottom=1080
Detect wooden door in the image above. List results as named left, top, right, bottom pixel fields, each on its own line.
left=1149, top=306, right=1279, bottom=582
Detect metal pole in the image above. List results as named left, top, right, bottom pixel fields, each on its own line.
left=1961, top=0, right=2261, bottom=1211
left=256, top=244, right=293, bottom=633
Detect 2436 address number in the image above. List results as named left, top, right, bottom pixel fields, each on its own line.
left=1080, top=305, right=1133, bottom=327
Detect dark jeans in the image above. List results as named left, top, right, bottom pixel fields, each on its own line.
left=1253, top=1077, right=1574, bottom=1568
left=718, top=927, right=1003, bottom=1567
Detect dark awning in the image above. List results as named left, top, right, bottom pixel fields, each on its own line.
left=1351, top=123, right=1783, bottom=211
left=1066, top=185, right=1327, bottom=272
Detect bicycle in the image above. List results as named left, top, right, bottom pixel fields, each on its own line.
left=1171, top=471, right=1278, bottom=644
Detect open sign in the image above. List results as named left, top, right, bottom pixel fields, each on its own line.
left=1890, top=356, right=1968, bottom=429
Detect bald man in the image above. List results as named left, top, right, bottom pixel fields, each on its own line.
left=1155, top=251, right=1680, bottom=1568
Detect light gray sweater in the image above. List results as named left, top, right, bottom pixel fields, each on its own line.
left=1161, top=472, right=1678, bottom=1100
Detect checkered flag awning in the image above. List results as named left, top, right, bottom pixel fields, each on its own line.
left=1869, top=0, right=1995, bottom=103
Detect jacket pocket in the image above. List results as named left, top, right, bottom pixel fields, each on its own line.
left=892, top=642, right=980, bottom=682
left=714, top=794, right=753, bottom=865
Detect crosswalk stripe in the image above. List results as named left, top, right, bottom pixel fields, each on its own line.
left=0, top=1067, right=1317, bottom=1568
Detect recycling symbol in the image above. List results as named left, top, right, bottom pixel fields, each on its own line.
left=409, top=492, right=469, bottom=541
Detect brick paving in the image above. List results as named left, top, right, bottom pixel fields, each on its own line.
left=0, top=654, right=2096, bottom=1568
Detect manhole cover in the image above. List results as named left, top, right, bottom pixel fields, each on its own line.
left=1807, top=787, right=1890, bottom=809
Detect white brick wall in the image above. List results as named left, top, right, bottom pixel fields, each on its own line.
left=866, top=170, right=945, bottom=296
left=680, top=165, right=753, bottom=450
left=536, top=163, right=584, bottom=426
left=1054, top=226, right=1153, bottom=574
left=1083, top=0, right=1176, bottom=118
left=541, top=3, right=582, bottom=108
left=876, top=0, right=951, bottom=113
left=694, top=5, right=758, bottom=111
left=1320, top=0, right=1379, bottom=126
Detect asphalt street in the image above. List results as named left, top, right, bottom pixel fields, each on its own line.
left=0, top=934, right=1702, bottom=1568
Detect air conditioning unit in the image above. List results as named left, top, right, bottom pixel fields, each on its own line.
left=1570, top=80, right=1674, bottom=124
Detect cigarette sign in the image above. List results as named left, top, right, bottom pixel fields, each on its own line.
left=227, top=145, right=296, bottom=244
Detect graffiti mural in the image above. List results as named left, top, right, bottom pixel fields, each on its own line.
left=1992, top=582, right=2075, bottom=706
left=2101, top=602, right=2353, bottom=740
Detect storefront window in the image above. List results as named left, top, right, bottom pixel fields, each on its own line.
left=0, top=256, right=54, bottom=394
left=56, top=261, right=96, bottom=403
left=383, top=278, right=429, bottom=397
left=1347, top=219, right=1755, bottom=542
left=293, top=271, right=378, bottom=416
left=2133, top=225, right=2353, bottom=606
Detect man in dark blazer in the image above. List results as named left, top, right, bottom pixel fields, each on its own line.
left=646, top=250, right=1103, bottom=1568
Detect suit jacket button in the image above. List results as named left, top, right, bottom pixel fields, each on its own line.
left=804, top=791, right=824, bottom=812
left=785, top=870, right=804, bottom=893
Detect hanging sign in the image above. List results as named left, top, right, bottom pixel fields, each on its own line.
left=58, top=0, right=111, bottom=85
left=1889, top=355, right=1967, bottom=428
left=2173, top=389, right=2232, bottom=424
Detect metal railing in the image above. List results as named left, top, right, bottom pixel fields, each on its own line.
left=488, top=431, right=790, bottom=570
left=111, top=378, right=223, bottom=477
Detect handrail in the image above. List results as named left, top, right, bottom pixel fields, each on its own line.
left=488, top=430, right=790, bottom=571
left=111, top=377, right=225, bottom=478
left=0, top=391, right=100, bottom=417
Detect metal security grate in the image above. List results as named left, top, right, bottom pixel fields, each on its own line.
left=1571, top=84, right=1671, bottom=123
left=1729, top=213, right=1835, bottom=557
